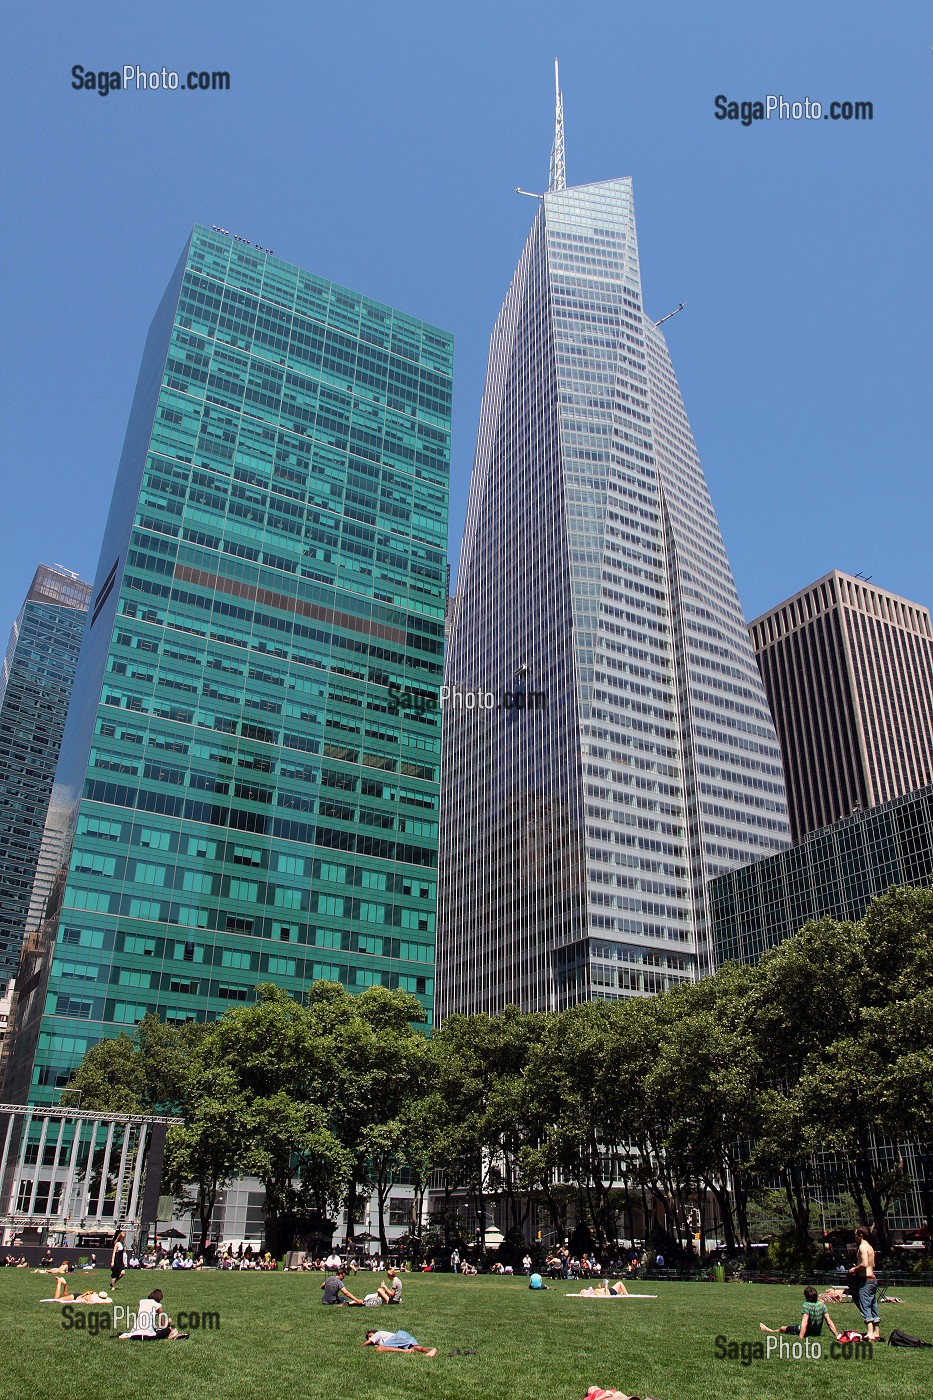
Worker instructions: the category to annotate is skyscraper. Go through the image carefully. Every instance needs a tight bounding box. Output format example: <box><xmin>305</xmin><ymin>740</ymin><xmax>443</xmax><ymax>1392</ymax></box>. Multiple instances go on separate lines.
<box><xmin>436</xmin><ymin>77</ymin><xmax>789</xmax><ymax>1016</ymax></box>
<box><xmin>5</xmin><ymin>226</ymin><xmax>451</xmax><ymax>1104</ymax></box>
<box><xmin>0</xmin><ymin>565</ymin><xmax>91</xmax><ymax>991</ymax></box>
<box><xmin>749</xmin><ymin>571</ymin><xmax>933</xmax><ymax>842</ymax></box>
<box><xmin>710</xmin><ymin>782</ymin><xmax>933</xmax><ymax>968</ymax></box>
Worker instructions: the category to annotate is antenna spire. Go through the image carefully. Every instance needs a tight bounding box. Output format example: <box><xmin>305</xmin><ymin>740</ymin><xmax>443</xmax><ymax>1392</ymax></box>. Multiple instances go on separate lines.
<box><xmin>549</xmin><ymin>58</ymin><xmax>566</xmax><ymax>192</ymax></box>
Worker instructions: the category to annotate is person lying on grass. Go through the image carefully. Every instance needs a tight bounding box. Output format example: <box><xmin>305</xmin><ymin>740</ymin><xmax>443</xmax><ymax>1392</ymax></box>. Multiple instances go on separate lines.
<box><xmin>363</xmin><ymin>1329</ymin><xmax>436</xmax><ymax>1355</ymax></box>
<box><xmin>49</xmin><ymin>1274</ymin><xmax>112</xmax><ymax>1304</ymax></box>
<box><xmin>579</xmin><ymin>1280</ymin><xmax>630</xmax><ymax>1297</ymax></box>
<box><xmin>759</xmin><ymin>1285</ymin><xmax>839</xmax><ymax>1340</ymax></box>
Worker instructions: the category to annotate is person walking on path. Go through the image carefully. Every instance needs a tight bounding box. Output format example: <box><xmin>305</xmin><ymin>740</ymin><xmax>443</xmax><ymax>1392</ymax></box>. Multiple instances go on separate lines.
<box><xmin>110</xmin><ymin>1230</ymin><xmax>127</xmax><ymax>1289</ymax></box>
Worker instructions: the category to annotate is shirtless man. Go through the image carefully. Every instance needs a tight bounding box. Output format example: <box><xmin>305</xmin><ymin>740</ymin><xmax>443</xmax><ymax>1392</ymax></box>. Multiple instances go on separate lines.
<box><xmin>848</xmin><ymin>1227</ymin><xmax>880</xmax><ymax>1341</ymax></box>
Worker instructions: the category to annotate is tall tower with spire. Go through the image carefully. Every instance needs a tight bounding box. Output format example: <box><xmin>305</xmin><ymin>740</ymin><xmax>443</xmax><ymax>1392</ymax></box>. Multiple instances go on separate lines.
<box><xmin>436</xmin><ymin>74</ymin><xmax>789</xmax><ymax>1016</ymax></box>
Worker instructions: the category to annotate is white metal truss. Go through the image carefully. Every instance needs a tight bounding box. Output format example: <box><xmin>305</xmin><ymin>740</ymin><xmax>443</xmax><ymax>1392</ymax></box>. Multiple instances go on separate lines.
<box><xmin>548</xmin><ymin>58</ymin><xmax>566</xmax><ymax>192</ymax></box>
<box><xmin>0</xmin><ymin>1103</ymin><xmax>172</xmax><ymax>1238</ymax></box>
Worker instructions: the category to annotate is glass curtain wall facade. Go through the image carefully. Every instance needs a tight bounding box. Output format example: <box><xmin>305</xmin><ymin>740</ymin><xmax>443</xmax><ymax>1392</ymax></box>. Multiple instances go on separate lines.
<box><xmin>5</xmin><ymin>226</ymin><xmax>451</xmax><ymax>1104</ymax></box>
<box><xmin>437</xmin><ymin>179</ymin><xmax>788</xmax><ymax>1017</ymax></box>
<box><xmin>0</xmin><ymin>566</ymin><xmax>91</xmax><ymax>990</ymax></box>
<box><xmin>710</xmin><ymin>782</ymin><xmax>933</xmax><ymax>967</ymax></box>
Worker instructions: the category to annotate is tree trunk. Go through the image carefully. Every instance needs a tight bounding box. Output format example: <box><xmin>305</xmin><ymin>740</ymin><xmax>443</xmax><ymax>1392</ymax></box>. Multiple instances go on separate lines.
<box><xmin>197</xmin><ymin>1180</ymin><xmax>217</xmax><ymax>1254</ymax></box>
<box><xmin>377</xmin><ymin>1179</ymin><xmax>389</xmax><ymax>1257</ymax></box>
<box><xmin>344</xmin><ymin>1176</ymin><xmax>357</xmax><ymax>1245</ymax></box>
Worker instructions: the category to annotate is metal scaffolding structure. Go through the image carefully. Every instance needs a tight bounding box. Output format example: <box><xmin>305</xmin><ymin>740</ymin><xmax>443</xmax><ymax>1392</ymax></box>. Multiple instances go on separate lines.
<box><xmin>0</xmin><ymin>1102</ymin><xmax>171</xmax><ymax>1244</ymax></box>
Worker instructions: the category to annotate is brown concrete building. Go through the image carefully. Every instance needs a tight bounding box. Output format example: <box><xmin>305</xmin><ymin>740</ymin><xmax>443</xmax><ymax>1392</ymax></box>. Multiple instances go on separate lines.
<box><xmin>749</xmin><ymin>571</ymin><xmax>933</xmax><ymax>842</ymax></box>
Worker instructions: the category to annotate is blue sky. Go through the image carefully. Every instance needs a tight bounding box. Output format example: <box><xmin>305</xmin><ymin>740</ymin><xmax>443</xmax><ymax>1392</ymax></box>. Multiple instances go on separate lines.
<box><xmin>1</xmin><ymin>0</ymin><xmax>930</xmax><ymax>632</ymax></box>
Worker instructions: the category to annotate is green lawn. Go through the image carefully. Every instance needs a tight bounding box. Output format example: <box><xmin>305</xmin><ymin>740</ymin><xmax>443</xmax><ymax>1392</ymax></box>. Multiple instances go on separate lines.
<box><xmin>2</xmin><ymin>1269</ymin><xmax>932</xmax><ymax>1400</ymax></box>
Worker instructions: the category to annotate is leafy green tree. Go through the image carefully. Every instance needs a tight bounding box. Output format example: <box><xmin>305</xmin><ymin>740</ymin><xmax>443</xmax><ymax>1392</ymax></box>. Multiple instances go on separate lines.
<box><xmin>65</xmin><ymin>1032</ymin><xmax>146</xmax><ymax>1112</ymax></box>
<box><xmin>162</xmin><ymin>1067</ymin><xmax>243</xmax><ymax>1253</ymax></box>
<box><xmin>304</xmin><ymin>981</ymin><xmax>429</xmax><ymax>1249</ymax></box>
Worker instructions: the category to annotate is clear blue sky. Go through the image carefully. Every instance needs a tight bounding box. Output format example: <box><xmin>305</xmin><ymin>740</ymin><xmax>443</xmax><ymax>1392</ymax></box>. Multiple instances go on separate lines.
<box><xmin>1</xmin><ymin>0</ymin><xmax>930</xmax><ymax>633</ymax></box>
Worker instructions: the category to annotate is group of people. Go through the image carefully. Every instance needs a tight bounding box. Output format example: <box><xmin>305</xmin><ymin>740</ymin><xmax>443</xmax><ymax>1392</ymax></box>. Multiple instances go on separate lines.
<box><xmin>319</xmin><ymin>1265</ymin><xmax>438</xmax><ymax>1357</ymax></box>
<box><xmin>759</xmin><ymin>1229</ymin><xmax>883</xmax><ymax>1343</ymax></box>
<box><xmin>544</xmin><ymin>1248</ymin><xmax>607</xmax><ymax>1280</ymax></box>
<box><xmin>218</xmin><ymin>1246</ymin><xmax>276</xmax><ymax>1271</ymax></box>
<box><xmin>321</xmin><ymin>1265</ymin><xmax>403</xmax><ymax>1307</ymax></box>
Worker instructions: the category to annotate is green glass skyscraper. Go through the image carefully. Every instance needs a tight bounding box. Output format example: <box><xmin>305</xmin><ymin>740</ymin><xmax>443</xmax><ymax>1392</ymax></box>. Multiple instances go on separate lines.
<box><xmin>5</xmin><ymin>226</ymin><xmax>450</xmax><ymax>1104</ymax></box>
<box><xmin>0</xmin><ymin>565</ymin><xmax>91</xmax><ymax>991</ymax></box>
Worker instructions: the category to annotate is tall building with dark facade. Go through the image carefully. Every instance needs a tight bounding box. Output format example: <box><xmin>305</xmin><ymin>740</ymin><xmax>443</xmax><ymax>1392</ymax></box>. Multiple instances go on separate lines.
<box><xmin>709</xmin><ymin>782</ymin><xmax>933</xmax><ymax>967</ymax></box>
<box><xmin>435</xmin><ymin>94</ymin><xmax>789</xmax><ymax>1018</ymax></box>
<box><xmin>5</xmin><ymin>226</ymin><xmax>451</xmax><ymax>1104</ymax></box>
<box><xmin>0</xmin><ymin>565</ymin><xmax>91</xmax><ymax>991</ymax></box>
<box><xmin>750</xmin><ymin>571</ymin><xmax>933</xmax><ymax>843</ymax></box>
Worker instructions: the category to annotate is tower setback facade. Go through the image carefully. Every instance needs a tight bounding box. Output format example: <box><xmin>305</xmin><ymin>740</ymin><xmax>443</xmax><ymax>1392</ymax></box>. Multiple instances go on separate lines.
<box><xmin>0</xmin><ymin>565</ymin><xmax>91</xmax><ymax>991</ymax></box>
<box><xmin>749</xmin><ymin>571</ymin><xmax>933</xmax><ymax>843</ymax></box>
<box><xmin>436</xmin><ymin>175</ymin><xmax>789</xmax><ymax>1018</ymax></box>
<box><xmin>6</xmin><ymin>226</ymin><xmax>450</xmax><ymax>1104</ymax></box>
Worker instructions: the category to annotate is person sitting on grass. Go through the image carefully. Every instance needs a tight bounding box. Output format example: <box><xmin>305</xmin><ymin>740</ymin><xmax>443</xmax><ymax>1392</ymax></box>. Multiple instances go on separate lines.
<box><xmin>375</xmin><ymin>1266</ymin><xmax>402</xmax><ymax>1304</ymax></box>
<box><xmin>321</xmin><ymin>1270</ymin><xmax>364</xmax><ymax>1305</ymax></box>
<box><xmin>363</xmin><ymin>1328</ymin><xmax>436</xmax><ymax>1356</ymax></box>
<box><xmin>118</xmin><ymin>1288</ymin><xmax>188</xmax><ymax>1340</ymax></box>
<box><xmin>759</xmin><ymin>1285</ymin><xmax>839</xmax><ymax>1340</ymax></box>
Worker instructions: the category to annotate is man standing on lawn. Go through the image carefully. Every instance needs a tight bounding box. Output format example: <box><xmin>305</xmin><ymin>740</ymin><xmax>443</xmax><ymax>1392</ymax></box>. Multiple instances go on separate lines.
<box><xmin>848</xmin><ymin>1227</ymin><xmax>880</xmax><ymax>1341</ymax></box>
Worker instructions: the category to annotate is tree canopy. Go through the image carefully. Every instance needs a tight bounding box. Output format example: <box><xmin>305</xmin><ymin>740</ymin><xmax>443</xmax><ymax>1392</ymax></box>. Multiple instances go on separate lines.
<box><xmin>66</xmin><ymin>886</ymin><xmax>933</xmax><ymax>1257</ymax></box>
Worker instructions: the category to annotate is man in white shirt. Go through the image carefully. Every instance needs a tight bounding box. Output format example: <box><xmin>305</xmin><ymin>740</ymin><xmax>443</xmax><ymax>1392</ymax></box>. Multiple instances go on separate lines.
<box><xmin>363</xmin><ymin>1328</ymin><xmax>436</xmax><ymax>1355</ymax></box>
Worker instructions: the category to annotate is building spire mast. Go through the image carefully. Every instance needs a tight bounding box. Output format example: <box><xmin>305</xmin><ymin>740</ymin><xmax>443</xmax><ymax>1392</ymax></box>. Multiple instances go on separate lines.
<box><xmin>549</xmin><ymin>58</ymin><xmax>566</xmax><ymax>192</ymax></box>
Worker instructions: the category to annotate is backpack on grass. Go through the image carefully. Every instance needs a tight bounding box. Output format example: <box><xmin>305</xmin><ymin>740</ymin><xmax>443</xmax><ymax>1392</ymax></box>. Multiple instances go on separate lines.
<box><xmin>888</xmin><ymin>1329</ymin><xmax>932</xmax><ymax>1348</ymax></box>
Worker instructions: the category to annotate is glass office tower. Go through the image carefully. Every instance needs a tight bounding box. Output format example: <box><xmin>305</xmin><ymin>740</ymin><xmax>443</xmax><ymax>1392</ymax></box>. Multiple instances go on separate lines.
<box><xmin>436</xmin><ymin>177</ymin><xmax>788</xmax><ymax>1017</ymax></box>
<box><xmin>5</xmin><ymin>226</ymin><xmax>450</xmax><ymax>1104</ymax></box>
<box><xmin>0</xmin><ymin>565</ymin><xmax>91</xmax><ymax>991</ymax></box>
<box><xmin>710</xmin><ymin>782</ymin><xmax>933</xmax><ymax>967</ymax></box>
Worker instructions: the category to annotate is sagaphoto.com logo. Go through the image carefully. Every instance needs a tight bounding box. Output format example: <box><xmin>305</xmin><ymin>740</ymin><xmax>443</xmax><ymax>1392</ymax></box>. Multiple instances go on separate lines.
<box><xmin>715</xmin><ymin>1334</ymin><xmax>873</xmax><ymax>1365</ymax></box>
<box><xmin>61</xmin><ymin>1305</ymin><xmax>220</xmax><ymax>1333</ymax></box>
<box><xmin>71</xmin><ymin>65</ymin><xmax>230</xmax><ymax>95</ymax></box>
<box><xmin>387</xmin><ymin>682</ymin><xmax>548</xmax><ymax>718</ymax></box>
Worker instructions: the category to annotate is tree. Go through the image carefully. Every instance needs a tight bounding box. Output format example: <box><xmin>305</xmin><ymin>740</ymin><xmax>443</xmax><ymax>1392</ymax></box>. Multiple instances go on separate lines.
<box><xmin>65</xmin><ymin>1014</ymin><xmax>207</xmax><ymax>1114</ymax></box>
<box><xmin>193</xmin><ymin>983</ymin><xmax>349</xmax><ymax>1252</ymax></box>
<box><xmin>304</xmin><ymin>982</ymin><xmax>429</xmax><ymax>1251</ymax></box>
<box><xmin>162</xmin><ymin>1067</ymin><xmax>242</xmax><ymax>1253</ymax></box>
<box><xmin>65</xmin><ymin>1032</ymin><xmax>146</xmax><ymax>1112</ymax></box>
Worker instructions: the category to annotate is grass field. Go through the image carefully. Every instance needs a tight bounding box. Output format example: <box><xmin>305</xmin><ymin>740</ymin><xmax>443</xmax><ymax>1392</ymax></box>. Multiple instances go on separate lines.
<box><xmin>2</xmin><ymin>1269</ymin><xmax>932</xmax><ymax>1400</ymax></box>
